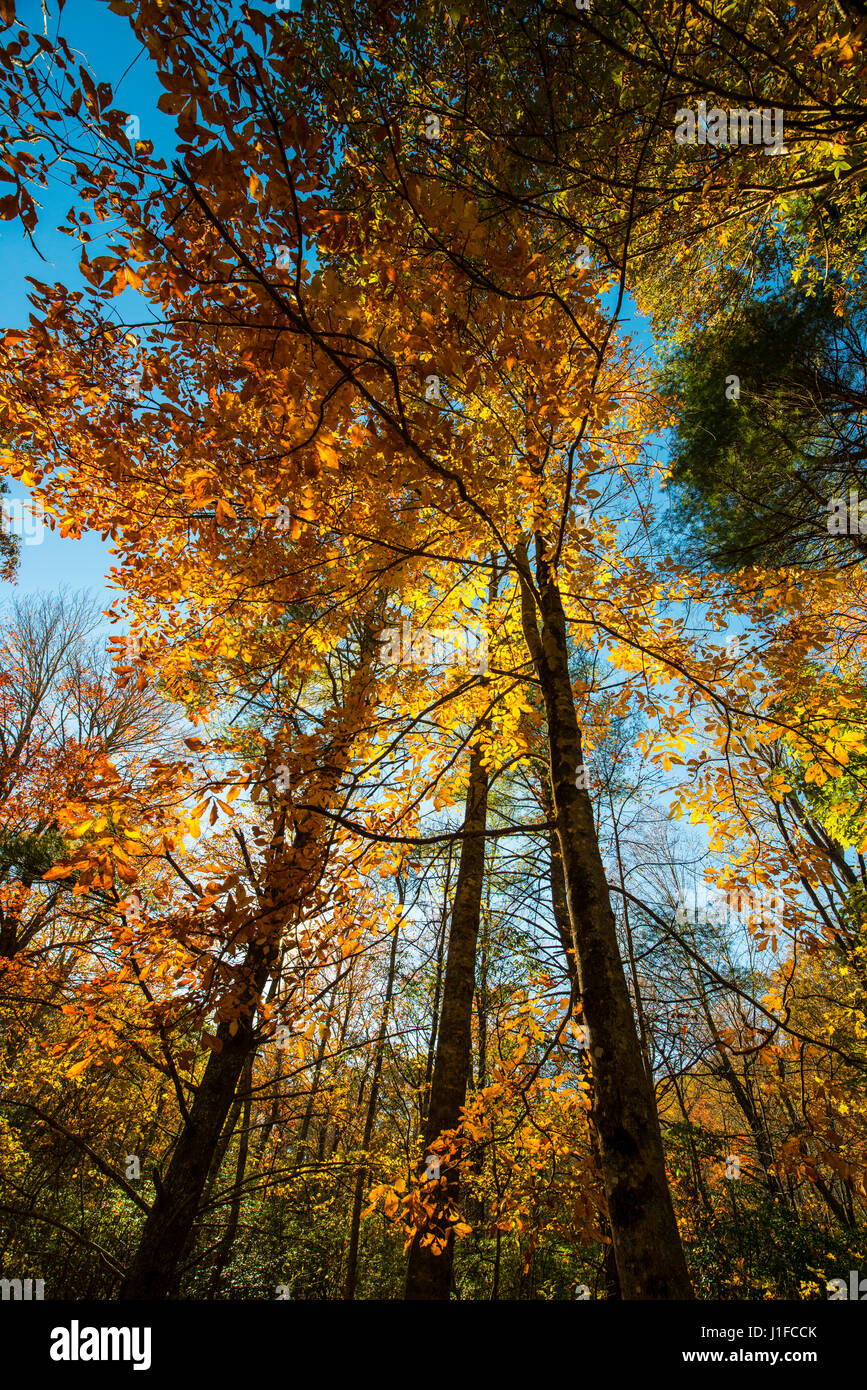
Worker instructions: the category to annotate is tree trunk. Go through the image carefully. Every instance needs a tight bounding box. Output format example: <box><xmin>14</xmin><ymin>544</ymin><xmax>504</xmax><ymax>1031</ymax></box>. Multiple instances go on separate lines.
<box><xmin>118</xmin><ymin>936</ymin><xmax>275</xmax><ymax>1299</ymax></box>
<box><xmin>404</xmin><ymin>745</ymin><xmax>489</xmax><ymax>1300</ymax></box>
<box><xmin>343</xmin><ymin>887</ymin><xmax>402</xmax><ymax>1298</ymax></box>
<box><xmin>421</xmin><ymin>848</ymin><xmax>452</xmax><ymax>1122</ymax></box>
<box><xmin>517</xmin><ymin>537</ymin><xmax>692</xmax><ymax>1299</ymax></box>
<box><xmin>118</xmin><ymin>646</ymin><xmax>376</xmax><ymax>1298</ymax></box>
<box><xmin>541</xmin><ymin>767</ymin><xmax>621</xmax><ymax>1298</ymax></box>
<box><xmin>208</xmin><ymin>1057</ymin><xmax>253</xmax><ymax>1298</ymax></box>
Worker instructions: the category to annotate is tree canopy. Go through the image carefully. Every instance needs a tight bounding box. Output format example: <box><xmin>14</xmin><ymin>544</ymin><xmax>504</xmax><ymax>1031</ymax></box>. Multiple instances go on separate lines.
<box><xmin>1</xmin><ymin>0</ymin><xmax>867</xmax><ymax>1317</ymax></box>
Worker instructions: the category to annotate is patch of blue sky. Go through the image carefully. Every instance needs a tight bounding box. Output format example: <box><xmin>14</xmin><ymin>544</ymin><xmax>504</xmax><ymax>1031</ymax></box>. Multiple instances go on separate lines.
<box><xmin>1</xmin><ymin>0</ymin><xmax>182</xmax><ymax>611</ymax></box>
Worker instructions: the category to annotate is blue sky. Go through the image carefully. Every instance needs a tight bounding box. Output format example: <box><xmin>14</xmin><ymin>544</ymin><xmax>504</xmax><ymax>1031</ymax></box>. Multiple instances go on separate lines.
<box><xmin>1</xmin><ymin>0</ymin><xmax>177</xmax><ymax>604</ymax></box>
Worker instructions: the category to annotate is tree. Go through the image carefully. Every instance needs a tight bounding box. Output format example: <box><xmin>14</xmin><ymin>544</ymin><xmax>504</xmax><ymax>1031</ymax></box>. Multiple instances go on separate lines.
<box><xmin>404</xmin><ymin>744</ymin><xmax>490</xmax><ymax>1298</ymax></box>
<box><xmin>1</xmin><ymin>0</ymin><xmax>865</xmax><ymax>1305</ymax></box>
<box><xmin>660</xmin><ymin>286</ymin><xmax>867</xmax><ymax>570</ymax></box>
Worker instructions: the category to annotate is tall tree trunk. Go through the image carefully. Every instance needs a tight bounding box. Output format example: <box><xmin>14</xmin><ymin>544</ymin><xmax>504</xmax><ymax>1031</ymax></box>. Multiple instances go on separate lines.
<box><xmin>208</xmin><ymin>1057</ymin><xmax>253</xmax><ymax>1298</ymax></box>
<box><xmin>200</xmin><ymin>1071</ymin><xmax>246</xmax><ymax>1216</ymax></box>
<box><xmin>542</xmin><ymin>768</ymin><xmax>620</xmax><ymax>1298</ymax></box>
<box><xmin>405</xmin><ymin>746</ymin><xmax>489</xmax><ymax>1300</ymax></box>
<box><xmin>517</xmin><ymin>537</ymin><xmax>692</xmax><ymax>1299</ymax></box>
<box><xmin>118</xmin><ymin>648</ymin><xmax>376</xmax><ymax>1298</ymax></box>
<box><xmin>421</xmin><ymin>847</ymin><xmax>452</xmax><ymax>1122</ymax></box>
<box><xmin>118</xmin><ymin>935</ymin><xmax>276</xmax><ymax>1299</ymax></box>
<box><xmin>343</xmin><ymin>885</ymin><xmax>402</xmax><ymax>1299</ymax></box>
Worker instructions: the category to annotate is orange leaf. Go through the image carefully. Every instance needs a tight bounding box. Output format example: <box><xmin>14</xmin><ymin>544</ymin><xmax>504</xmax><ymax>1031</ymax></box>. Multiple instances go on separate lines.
<box><xmin>42</xmin><ymin>865</ymin><xmax>74</xmax><ymax>881</ymax></box>
<box><xmin>316</xmin><ymin>443</ymin><xmax>339</xmax><ymax>470</ymax></box>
